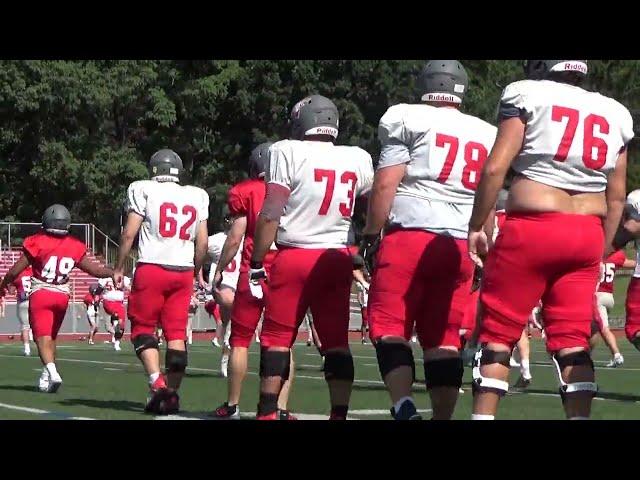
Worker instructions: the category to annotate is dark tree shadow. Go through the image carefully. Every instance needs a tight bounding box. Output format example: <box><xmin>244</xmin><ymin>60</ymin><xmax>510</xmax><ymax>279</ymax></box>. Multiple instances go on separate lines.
<box><xmin>0</xmin><ymin>384</ymin><xmax>39</xmax><ymax>393</ymax></box>
<box><xmin>58</xmin><ymin>398</ymin><xmax>145</xmax><ymax>413</ymax></box>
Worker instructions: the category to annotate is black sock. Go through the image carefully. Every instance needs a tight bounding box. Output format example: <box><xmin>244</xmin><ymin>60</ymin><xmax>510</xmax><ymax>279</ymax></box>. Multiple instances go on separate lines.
<box><xmin>257</xmin><ymin>393</ymin><xmax>279</xmax><ymax>416</ymax></box>
<box><xmin>331</xmin><ymin>405</ymin><xmax>349</xmax><ymax>419</ymax></box>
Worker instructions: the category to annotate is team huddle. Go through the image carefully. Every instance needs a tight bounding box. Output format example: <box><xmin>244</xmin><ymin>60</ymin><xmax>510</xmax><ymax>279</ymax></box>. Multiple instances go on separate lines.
<box><xmin>2</xmin><ymin>59</ymin><xmax>640</xmax><ymax>420</ymax></box>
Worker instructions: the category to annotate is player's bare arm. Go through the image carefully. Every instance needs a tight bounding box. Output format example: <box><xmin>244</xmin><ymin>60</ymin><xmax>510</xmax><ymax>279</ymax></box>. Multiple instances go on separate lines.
<box><xmin>114</xmin><ymin>211</ymin><xmax>144</xmax><ymax>287</ymax></box>
<box><xmin>603</xmin><ymin>149</ymin><xmax>628</xmax><ymax>257</ymax></box>
<box><xmin>251</xmin><ymin>213</ymin><xmax>279</xmax><ymax>266</ymax></box>
<box><xmin>194</xmin><ymin>220</ymin><xmax>209</xmax><ymax>288</ymax></box>
<box><xmin>213</xmin><ymin>215</ymin><xmax>247</xmax><ymax>285</ymax></box>
<box><xmin>468</xmin><ymin>117</ymin><xmax>525</xmax><ymax>266</ymax></box>
<box><xmin>0</xmin><ymin>255</ymin><xmax>29</xmax><ymax>295</ymax></box>
<box><xmin>77</xmin><ymin>256</ymin><xmax>113</xmax><ymax>279</ymax></box>
<box><xmin>352</xmin><ymin>268</ymin><xmax>369</xmax><ymax>289</ymax></box>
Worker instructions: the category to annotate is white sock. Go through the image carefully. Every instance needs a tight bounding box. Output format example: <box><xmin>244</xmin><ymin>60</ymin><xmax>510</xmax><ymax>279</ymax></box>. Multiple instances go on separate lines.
<box><xmin>114</xmin><ymin>340</ymin><xmax>120</xmax><ymax>348</ymax></box>
<box><xmin>520</xmin><ymin>359</ymin><xmax>531</xmax><ymax>378</ymax></box>
<box><xmin>393</xmin><ymin>396</ymin><xmax>414</xmax><ymax>413</ymax></box>
<box><xmin>472</xmin><ymin>414</ymin><xmax>495</xmax><ymax>420</ymax></box>
<box><xmin>614</xmin><ymin>353</ymin><xmax>623</xmax><ymax>360</ymax></box>
<box><xmin>149</xmin><ymin>372</ymin><xmax>161</xmax><ymax>384</ymax></box>
<box><xmin>24</xmin><ymin>343</ymin><xmax>30</xmax><ymax>353</ymax></box>
<box><xmin>569</xmin><ymin>416</ymin><xmax>589</xmax><ymax>420</ymax></box>
<box><xmin>45</xmin><ymin>362</ymin><xmax>58</xmax><ymax>378</ymax></box>
<box><xmin>111</xmin><ymin>334</ymin><xmax>115</xmax><ymax>343</ymax></box>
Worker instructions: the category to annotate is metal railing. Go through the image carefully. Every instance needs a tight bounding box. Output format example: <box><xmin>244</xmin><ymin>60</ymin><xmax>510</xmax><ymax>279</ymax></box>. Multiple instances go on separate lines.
<box><xmin>0</xmin><ymin>222</ymin><xmax>136</xmax><ymax>274</ymax></box>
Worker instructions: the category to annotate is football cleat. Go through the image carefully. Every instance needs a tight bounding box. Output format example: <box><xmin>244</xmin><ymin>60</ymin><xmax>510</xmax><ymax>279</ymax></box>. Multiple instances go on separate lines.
<box><xmin>212</xmin><ymin>402</ymin><xmax>240</xmax><ymax>419</ymax></box>
<box><xmin>113</xmin><ymin>321</ymin><xmax>124</xmax><ymax>341</ymax></box>
<box><xmin>256</xmin><ymin>412</ymin><xmax>278</xmax><ymax>420</ymax></box>
<box><xmin>391</xmin><ymin>401</ymin><xmax>422</xmax><ymax>421</ymax></box>
<box><xmin>605</xmin><ymin>354</ymin><xmax>624</xmax><ymax>368</ymax></box>
<box><xmin>212</xmin><ymin>337</ymin><xmax>221</xmax><ymax>348</ymax></box>
<box><xmin>38</xmin><ymin>369</ymin><xmax>50</xmax><ymax>392</ymax></box>
<box><xmin>513</xmin><ymin>375</ymin><xmax>531</xmax><ymax>389</ymax></box>
<box><xmin>47</xmin><ymin>371</ymin><xmax>63</xmax><ymax>393</ymax></box>
<box><xmin>278</xmin><ymin>409</ymin><xmax>298</xmax><ymax>420</ymax></box>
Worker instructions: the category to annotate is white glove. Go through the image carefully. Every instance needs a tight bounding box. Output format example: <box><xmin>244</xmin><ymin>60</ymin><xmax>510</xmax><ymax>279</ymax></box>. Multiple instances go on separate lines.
<box><xmin>248</xmin><ymin>265</ymin><xmax>267</xmax><ymax>300</ymax></box>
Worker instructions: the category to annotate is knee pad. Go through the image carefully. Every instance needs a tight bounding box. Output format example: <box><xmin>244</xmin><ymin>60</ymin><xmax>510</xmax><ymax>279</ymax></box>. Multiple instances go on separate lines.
<box><xmin>630</xmin><ymin>336</ymin><xmax>640</xmax><ymax>352</ymax></box>
<box><xmin>166</xmin><ymin>348</ymin><xmax>188</xmax><ymax>373</ymax></box>
<box><xmin>259</xmin><ymin>349</ymin><xmax>291</xmax><ymax>380</ymax></box>
<box><xmin>551</xmin><ymin>351</ymin><xmax>597</xmax><ymax>402</ymax></box>
<box><xmin>132</xmin><ymin>334</ymin><xmax>159</xmax><ymax>359</ymax></box>
<box><xmin>423</xmin><ymin>357</ymin><xmax>464</xmax><ymax>389</ymax></box>
<box><xmin>471</xmin><ymin>347</ymin><xmax>511</xmax><ymax>397</ymax></box>
<box><xmin>324</xmin><ymin>351</ymin><xmax>354</xmax><ymax>382</ymax></box>
<box><xmin>375</xmin><ymin>342</ymin><xmax>415</xmax><ymax>381</ymax></box>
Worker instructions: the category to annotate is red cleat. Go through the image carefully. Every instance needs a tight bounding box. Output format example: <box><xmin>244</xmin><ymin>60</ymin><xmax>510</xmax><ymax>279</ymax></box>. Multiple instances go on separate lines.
<box><xmin>256</xmin><ymin>412</ymin><xmax>279</xmax><ymax>420</ymax></box>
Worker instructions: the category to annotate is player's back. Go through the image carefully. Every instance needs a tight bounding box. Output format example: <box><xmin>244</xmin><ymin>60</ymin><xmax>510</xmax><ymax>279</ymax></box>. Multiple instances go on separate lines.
<box><xmin>268</xmin><ymin>139</ymin><xmax>374</xmax><ymax>248</ymax></box>
<box><xmin>127</xmin><ymin>180</ymin><xmax>209</xmax><ymax>268</ymax></box>
<box><xmin>505</xmin><ymin>79</ymin><xmax>633</xmax><ymax>192</ymax></box>
<box><xmin>381</xmin><ymin>103</ymin><xmax>497</xmax><ymax>204</ymax></box>
<box><xmin>23</xmin><ymin>231</ymin><xmax>87</xmax><ymax>291</ymax></box>
<box><xmin>378</xmin><ymin>103</ymin><xmax>496</xmax><ymax>238</ymax></box>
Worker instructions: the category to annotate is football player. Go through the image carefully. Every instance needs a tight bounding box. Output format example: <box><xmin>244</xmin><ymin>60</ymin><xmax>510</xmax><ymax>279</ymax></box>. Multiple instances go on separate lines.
<box><xmin>592</xmin><ymin>249</ymin><xmax>634</xmax><ymax>367</ymax></box>
<box><xmin>361</xmin><ymin>61</ymin><xmax>497</xmax><ymax>420</ymax></box>
<box><xmin>0</xmin><ymin>205</ymin><xmax>113</xmax><ymax>392</ymax></box>
<box><xmin>203</xmin><ymin>212</ymin><xmax>242</xmax><ymax>375</ymax></box>
<box><xmin>98</xmin><ymin>275</ymin><xmax>131</xmax><ymax>351</ymax></box>
<box><xmin>8</xmin><ymin>265</ymin><xmax>33</xmax><ymax>355</ymax></box>
<box><xmin>211</xmin><ymin>142</ymin><xmax>297</xmax><ymax>420</ymax></box>
<box><xmin>613</xmin><ymin>189</ymin><xmax>640</xmax><ymax>353</ymax></box>
<box><xmin>83</xmin><ymin>283</ymin><xmax>102</xmax><ymax>345</ymax></box>
<box><xmin>114</xmin><ymin>149</ymin><xmax>209</xmax><ymax>415</ymax></box>
<box><xmin>251</xmin><ymin>95</ymin><xmax>374</xmax><ymax>420</ymax></box>
<box><xmin>468</xmin><ymin>60</ymin><xmax>632</xmax><ymax>420</ymax></box>
<box><xmin>353</xmin><ymin>268</ymin><xmax>370</xmax><ymax>345</ymax></box>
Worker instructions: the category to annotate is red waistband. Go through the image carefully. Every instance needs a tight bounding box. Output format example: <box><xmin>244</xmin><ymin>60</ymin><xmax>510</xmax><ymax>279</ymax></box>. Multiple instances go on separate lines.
<box><xmin>505</xmin><ymin>211</ymin><xmax>603</xmax><ymax>225</ymax></box>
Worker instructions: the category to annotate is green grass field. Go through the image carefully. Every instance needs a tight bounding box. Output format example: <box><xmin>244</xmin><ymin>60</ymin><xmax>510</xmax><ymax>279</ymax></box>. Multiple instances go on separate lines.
<box><xmin>1</xmin><ymin>337</ymin><xmax>640</xmax><ymax>420</ymax></box>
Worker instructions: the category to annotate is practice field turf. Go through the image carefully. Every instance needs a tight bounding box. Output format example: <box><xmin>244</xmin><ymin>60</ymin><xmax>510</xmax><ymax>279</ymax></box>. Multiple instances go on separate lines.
<box><xmin>1</xmin><ymin>338</ymin><xmax>640</xmax><ymax>420</ymax></box>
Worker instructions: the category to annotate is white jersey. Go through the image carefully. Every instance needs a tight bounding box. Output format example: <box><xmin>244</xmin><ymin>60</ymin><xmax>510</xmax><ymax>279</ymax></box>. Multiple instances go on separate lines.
<box><xmin>625</xmin><ymin>189</ymin><xmax>640</xmax><ymax>278</ymax></box>
<box><xmin>126</xmin><ymin>180</ymin><xmax>209</xmax><ymax>268</ymax></box>
<box><xmin>502</xmin><ymin>79</ymin><xmax>633</xmax><ymax>192</ymax></box>
<box><xmin>207</xmin><ymin>232</ymin><xmax>242</xmax><ymax>289</ymax></box>
<box><xmin>378</xmin><ymin>104</ymin><xmax>497</xmax><ymax>239</ymax></box>
<box><xmin>99</xmin><ymin>276</ymin><xmax>131</xmax><ymax>302</ymax></box>
<box><xmin>268</xmin><ymin>140</ymin><xmax>374</xmax><ymax>248</ymax></box>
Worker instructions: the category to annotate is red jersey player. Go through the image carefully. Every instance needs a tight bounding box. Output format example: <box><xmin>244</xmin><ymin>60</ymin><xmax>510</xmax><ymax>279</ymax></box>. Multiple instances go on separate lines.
<box><xmin>252</xmin><ymin>95</ymin><xmax>374</xmax><ymax>420</ymax></box>
<box><xmin>212</xmin><ymin>142</ymin><xmax>298</xmax><ymax>420</ymax></box>
<box><xmin>468</xmin><ymin>60</ymin><xmax>632</xmax><ymax>420</ymax></box>
<box><xmin>114</xmin><ymin>149</ymin><xmax>209</xmax><ymax>415</ymax></box>
<box><xmin>9</xmin><ymin>266</ymin><xmax>33</xmax><ymax>356</ymax></box>
<box><xmin>83</xmin><ymin>284</ymin><xmax>102</xmax><ymax>345</ymax></box>
<box><xmin>0</xmin><ymin>205</ymin><xmax>113</xmax><ymax>392</ymax></box>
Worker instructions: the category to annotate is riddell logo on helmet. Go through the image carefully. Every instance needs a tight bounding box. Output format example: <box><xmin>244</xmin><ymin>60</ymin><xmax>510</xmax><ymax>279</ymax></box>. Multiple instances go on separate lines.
<box><xmin>422</xmin><ymin>93</ymin><xmax>462</xmax><ymax>104</ymax></box>
<box><xmin>563</xmin><ymin>62</ymin><xmax>587</xmax><ymax>74</ymax></box>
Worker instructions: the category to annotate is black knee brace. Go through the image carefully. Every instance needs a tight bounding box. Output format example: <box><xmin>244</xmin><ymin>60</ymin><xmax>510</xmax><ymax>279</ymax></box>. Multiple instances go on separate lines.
<box><xmin>471</xmin><ymin>347</ymin><xmax>511</xmax><ymax>397</ymax></box>
<box><xmin>132</xmin><ymin>334</ymin><xmax>159</xmax><ymax>359</ymax></box>
<box><xmin>166</xmin><ymin>349</ymin><xmax>188</xmax><ymax>373</ymax></box>
<box><xmin>552</xmin><ymin>350</ymin><xmax>597</xmax><ymax>402</ymax></box>
<box><xmin>423</xmin><ymin>357</ymin><xmax>464</xmax><ymax>389</ymax></box>
<box><xmin>259</xmin><ymin>349</ymin><xmax>290</xmax><ymax>380</ymax></box>
<box><xmin>324</xmin><ymin>351</ymin><xmax>355</xmax><ymax>382</ymax></box>
<box><xmin>375</xmin><ymin>342</ymin><xmax>415</xmax><ymax>381</ymax></box>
